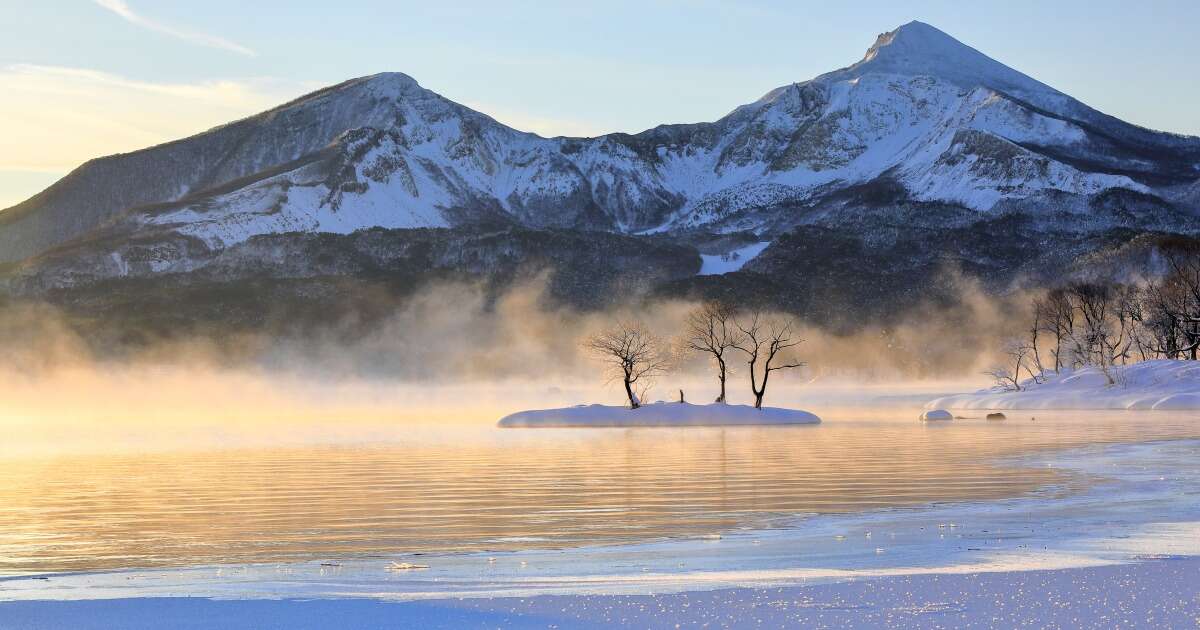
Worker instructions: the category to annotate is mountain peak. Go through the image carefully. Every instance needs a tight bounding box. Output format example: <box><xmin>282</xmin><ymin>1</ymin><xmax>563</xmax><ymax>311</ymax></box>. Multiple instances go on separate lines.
<box><xmin>847</xmin><ymin>21</ymin><xmax>1060</xmax><ymax>100</ymax></box>
<box><xmin>863</xmin><ymin>21</ymin><xmax>966</xmax><ymax>64</ymax></box>
<box><xmin>361</xmin><ymin>71</ymin><xmax>420</xmax><ymax>87</ymax></box>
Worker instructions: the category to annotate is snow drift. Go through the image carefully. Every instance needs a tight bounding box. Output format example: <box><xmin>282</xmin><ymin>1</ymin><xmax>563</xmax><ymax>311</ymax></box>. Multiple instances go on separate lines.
<box><xmin>927</xmin><ymin>360</ymin><xmax>1200</xmax><ymax>410</ymax></box>
<box><xmin>497</xmin><ymin>402</ymin><xmax>821</xmax><ymax>428</ymax></box>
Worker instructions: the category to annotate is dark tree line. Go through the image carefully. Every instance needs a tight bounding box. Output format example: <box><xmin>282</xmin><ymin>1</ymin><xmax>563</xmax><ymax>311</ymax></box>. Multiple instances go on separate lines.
<box><xmin>990</xmin><ymin>248</ymin><xmax>1200</xmax><ymax>390</ymax></box>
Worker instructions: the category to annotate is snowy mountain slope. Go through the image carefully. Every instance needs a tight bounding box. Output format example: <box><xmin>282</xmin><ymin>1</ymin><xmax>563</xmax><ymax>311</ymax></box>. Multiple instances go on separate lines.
<box><xmin>1</xmin><ymin>21</ymin><xmax>1198</xmax><ymax>278</ymax></box>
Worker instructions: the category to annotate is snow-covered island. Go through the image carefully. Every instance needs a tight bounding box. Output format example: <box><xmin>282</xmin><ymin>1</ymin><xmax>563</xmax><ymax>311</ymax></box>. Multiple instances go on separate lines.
<box><xmin>927</xmin><ymin>360</ymin><xmax>1200</xmax><ymax>411</ymax></box>
<box><xmin>498</xmin><ymin>402</ymin><xmax>821</xmax><ymax>428</ymax></box>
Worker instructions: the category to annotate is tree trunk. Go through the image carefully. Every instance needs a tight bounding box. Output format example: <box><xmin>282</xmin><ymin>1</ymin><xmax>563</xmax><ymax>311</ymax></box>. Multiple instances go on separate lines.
<box><xmin>716</xmin><ymin>358</ymin><xmax>726</xmax><ymax>403</ymax></box>
<box><xmin>746</xmin><ymin>358</ymin><xmax>759</xmax><ymax>407</ymax></box>
<box><xmin>623</xmin><ymin>374</ymin><xmax>639</xmax><ymax>409</ymax></box>
<box><xmin>755</xmin><ymin>371</ymin><xmax>771</xmax><ymax>409</ymax></box>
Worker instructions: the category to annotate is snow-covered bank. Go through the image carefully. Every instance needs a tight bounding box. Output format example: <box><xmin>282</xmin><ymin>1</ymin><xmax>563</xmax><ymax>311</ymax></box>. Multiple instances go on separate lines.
<box><xmin>6</xmin><ymin>558</ymin><xmax>1198</xmax><ymax>629</ymax></box>
<box><xmin>497</xmin><ymin>402</ymin><xmax>821</xmax><ymax>427</ymax></box>
<box><xmin>928</xmin><ymin>360</ymin><xmax>1200</xmax><ymax>410</ymax></box>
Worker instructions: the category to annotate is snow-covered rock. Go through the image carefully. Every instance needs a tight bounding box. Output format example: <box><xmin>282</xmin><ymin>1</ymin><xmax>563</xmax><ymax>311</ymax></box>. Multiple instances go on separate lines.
<box><xmin>920</xmin><ymin>409</ymin><xmax>954</xmax><ymax>421</ymax></box>
<box><xmin>497</xmin><ymin>402</ymin><xmax>821</xmax><ymax>428</ymax></box>
<box><xmin>927</xmin><ymin>360</ymin><xmax>1200</xmax><ymax>410</ymax></box>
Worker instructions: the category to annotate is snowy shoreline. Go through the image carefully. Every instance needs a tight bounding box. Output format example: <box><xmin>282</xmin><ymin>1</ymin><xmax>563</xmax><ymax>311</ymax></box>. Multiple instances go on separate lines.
<box><xmin>6</xmin><ymin>558</ymin><xmax>1199</xmax><ymax>629</ymax></box>
<box><xmin>927</xmin><ymin>360</ymin><xmax>1200</xmax><ymax>411</ymax></box>
<box><xmin>497</xmin><ymin>402</ymin><xmax>821</xmax><ymax>427</ymax></box>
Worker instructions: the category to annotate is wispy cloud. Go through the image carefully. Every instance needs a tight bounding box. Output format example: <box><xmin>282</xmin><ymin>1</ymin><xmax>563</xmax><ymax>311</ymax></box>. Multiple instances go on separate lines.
<box><xmin>0</xmin><ymin>64</ymin><xmax>311</xmax><ymax>174</ymax></box>
<box><xmin>93</xmin><ymin>0</ymin><xmax>258</xmax><ymax>57</ymax></box>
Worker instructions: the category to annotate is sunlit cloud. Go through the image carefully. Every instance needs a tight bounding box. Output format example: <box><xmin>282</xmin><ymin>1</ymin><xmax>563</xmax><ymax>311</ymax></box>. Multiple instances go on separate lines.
<box><xmin>93</xmin><ymin>0</ymin><xmax>258</xmax><ymax>57</ymax></box>
<box><xmin>0</xmin><ymin>64</ymin><xmax>313</xmax><ymax>175</ymax></box>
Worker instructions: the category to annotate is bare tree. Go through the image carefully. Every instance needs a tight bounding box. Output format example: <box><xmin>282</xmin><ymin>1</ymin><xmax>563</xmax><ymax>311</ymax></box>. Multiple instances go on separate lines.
<box><xmin>1066</xmin><ymin>284</ymin><xmax>1134</xmax><ymax>384</ymax></box>
<box><xmin>1026</xmin><ymin>303</ymin><xmax>1046</xmax><ymax>383</ymax></box>
<box><xmin>682</xmin><ymin>301</ymin><xmax>743</xmax><ymax>403</ymax></box>
<box><xmin>585</xmin><ymin>320</ymin><xmax>670</xmax><ymax>409</ymax></box>
<box><xmin>1141</xmin><ymin>279</ymin><xmax>1186</xmax><ymax>359</ymax></box>
<box><xmin>1035</xmin><ymin>289</ymin><xmax>1074</xmax><ymax>372</ymax></box>
<box><xmin>1018</xmin><ymin>246</ymin><xmax>1199</xmax><ymax>378</ymax></box>
<box><xmin>1159</xmin><ymin>249</ymin><xmax>1200</xmax><ymax>359</ymax></box>
<box><xmin>985</xmin><ymin>337</ymin><xmax>1035</xmax><ymax>391</ymax></box>
<box><xmin>1119</xmin><ymin>285</ymin><xmax>1155</xmax><ymax>362</ymax></box>
<box><xmin>732</xmin><ymin>311</ymin><xmax>805</xmax><ymax>409</ymax></box>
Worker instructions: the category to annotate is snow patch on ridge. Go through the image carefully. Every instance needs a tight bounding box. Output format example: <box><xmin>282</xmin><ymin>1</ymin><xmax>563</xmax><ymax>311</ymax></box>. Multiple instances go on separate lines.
<box><xmin>698</xmin><ymin>242</ymin><xmax>771</xmax><ymax>275</ymax></box>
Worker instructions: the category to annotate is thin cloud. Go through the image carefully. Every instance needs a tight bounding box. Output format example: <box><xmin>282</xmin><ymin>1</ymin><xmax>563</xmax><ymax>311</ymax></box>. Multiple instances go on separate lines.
<box><xmin>0</xmin><ymin>64</ymin><xmax>311</xmax><ymax>173</ymax></box>
<box><xmin>93</xmin><ymin>0</ymin><xmax>258</xmax><ymax>57</ymax></box>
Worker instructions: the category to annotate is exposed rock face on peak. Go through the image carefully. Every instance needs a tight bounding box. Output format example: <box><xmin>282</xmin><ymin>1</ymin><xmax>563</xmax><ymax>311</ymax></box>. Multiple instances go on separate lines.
<box><xmin>1</xmin><ymin>23</ymin><xmax>1198</xmax><ymax>321</ymax></box>
<box><xmin>855</xmin><ymin>22</ymin><xmax>1056</xmax><ymax>98</ymax></box>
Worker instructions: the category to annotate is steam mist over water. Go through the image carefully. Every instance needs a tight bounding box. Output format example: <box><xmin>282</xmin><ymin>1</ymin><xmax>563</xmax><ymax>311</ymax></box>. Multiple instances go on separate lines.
<box><xmin>0</xmin><ymin>276</ymin><xmax>1030</xmax><ymax>454</ymax></box>
<box><xmin>4</xmin><ymin>278</ymin><xmax>1200</xmax><ymax>577</ymax></box>
<box><xmin>3</xmin><ymin>274</ymin><xmax>1029</xmax><ymax>375</ymax></box>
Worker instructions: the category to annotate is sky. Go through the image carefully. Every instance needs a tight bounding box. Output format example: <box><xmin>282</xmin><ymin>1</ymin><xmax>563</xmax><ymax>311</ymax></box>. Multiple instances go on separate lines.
<box><xmin>0</xmin><ymin>0</ymin><xmax>1197</xmax><ymax>208</ymax></box>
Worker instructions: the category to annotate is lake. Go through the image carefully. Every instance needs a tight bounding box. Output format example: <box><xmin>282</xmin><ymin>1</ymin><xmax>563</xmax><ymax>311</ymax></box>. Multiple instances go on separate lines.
<box><xmin>2</xmin><ymin>408</ymin><xmax>1198</xmax><ymax>575</ymax></box>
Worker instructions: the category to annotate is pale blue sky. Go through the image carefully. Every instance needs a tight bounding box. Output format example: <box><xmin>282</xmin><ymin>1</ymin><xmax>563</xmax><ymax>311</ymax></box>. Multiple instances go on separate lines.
<box><xmin>1</xmin><ymin>1</ymin><xmax>1197</xmax><ymax>207</ymax></box>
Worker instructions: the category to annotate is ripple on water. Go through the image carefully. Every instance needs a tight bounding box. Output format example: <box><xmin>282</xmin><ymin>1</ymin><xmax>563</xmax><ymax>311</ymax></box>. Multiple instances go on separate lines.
<box><xmin>0</xmin><ymin>410</ymin><xmax>1197</xmax><ymax>573</ymax></box>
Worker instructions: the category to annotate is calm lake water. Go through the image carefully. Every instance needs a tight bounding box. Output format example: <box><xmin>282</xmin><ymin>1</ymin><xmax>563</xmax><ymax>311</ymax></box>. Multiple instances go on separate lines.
<box><xmin>1</xmin><ymin>409</ymin><xmax>1198</xmax><ymax>574</ymax></box>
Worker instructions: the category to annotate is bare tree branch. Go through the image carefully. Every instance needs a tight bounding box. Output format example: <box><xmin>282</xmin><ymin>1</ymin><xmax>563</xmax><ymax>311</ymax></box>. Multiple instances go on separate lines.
<box><xmin>732</xmin><ymin>310</ymin><xmax>806</xmax><ymax>409</ymax></box>
<box><xmin>585</xmin><ymin>320</ymin><xmax>671</xmax><ymax>409</ymax></box>
<box><xmin>681</xmin><ymin>300</ymin><xmax>742</xmax><ymax>403</ymax></box>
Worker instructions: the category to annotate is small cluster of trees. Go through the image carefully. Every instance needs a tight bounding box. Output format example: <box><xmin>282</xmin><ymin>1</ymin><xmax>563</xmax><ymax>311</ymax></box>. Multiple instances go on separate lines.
<box><xmin>585</xmin><ymin>301</ymin><xmax>805</xmax><ymax>410</ymax></box>
<box><xmin>989</xmin><ymin>248</ymin><xmax>1200</xmax><ymax>390</ymax></box>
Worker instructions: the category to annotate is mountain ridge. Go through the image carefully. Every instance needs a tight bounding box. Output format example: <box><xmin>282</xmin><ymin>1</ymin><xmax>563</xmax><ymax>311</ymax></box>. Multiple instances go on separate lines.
<box><xmin>2</xmin><ymin>21</ymin><xmax>1198</xmax><ymax>315</ymax></box>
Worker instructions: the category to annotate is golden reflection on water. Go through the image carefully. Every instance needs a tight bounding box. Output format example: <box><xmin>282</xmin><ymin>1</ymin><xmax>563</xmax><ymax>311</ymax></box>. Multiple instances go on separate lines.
<box><xmin>0</xmin><ymin>410</ymin><xmax>1198</xmax><ymax>574</ymax></box>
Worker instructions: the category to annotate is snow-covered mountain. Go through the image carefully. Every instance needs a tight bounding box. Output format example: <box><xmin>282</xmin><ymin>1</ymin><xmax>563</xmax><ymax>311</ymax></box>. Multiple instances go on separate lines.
<box><xmin>2</xmin><ymin>22</ymin><xmax>1198</xmax><ymax>296</ymax></box>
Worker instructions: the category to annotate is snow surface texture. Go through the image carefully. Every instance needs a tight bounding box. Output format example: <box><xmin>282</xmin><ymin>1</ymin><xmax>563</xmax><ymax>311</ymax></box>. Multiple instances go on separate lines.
<box><xmin>4</xmin><ymin>560</ymin><xmax>1198</xmax><ymax>630</ymax></box>
<box><xmin>497</xmin><ymin>402</ymin><xmax>821</xmax><ymax>427</ymax></box>
<box><xmin>928</xmin><ymin>360</ymin><xmax>1200</xmax><ymax>410</ymax></box>
<box><xmin>697</xmin><ymin>242</ymin><xmax>770</xmax><ymax>275</ymax></box>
